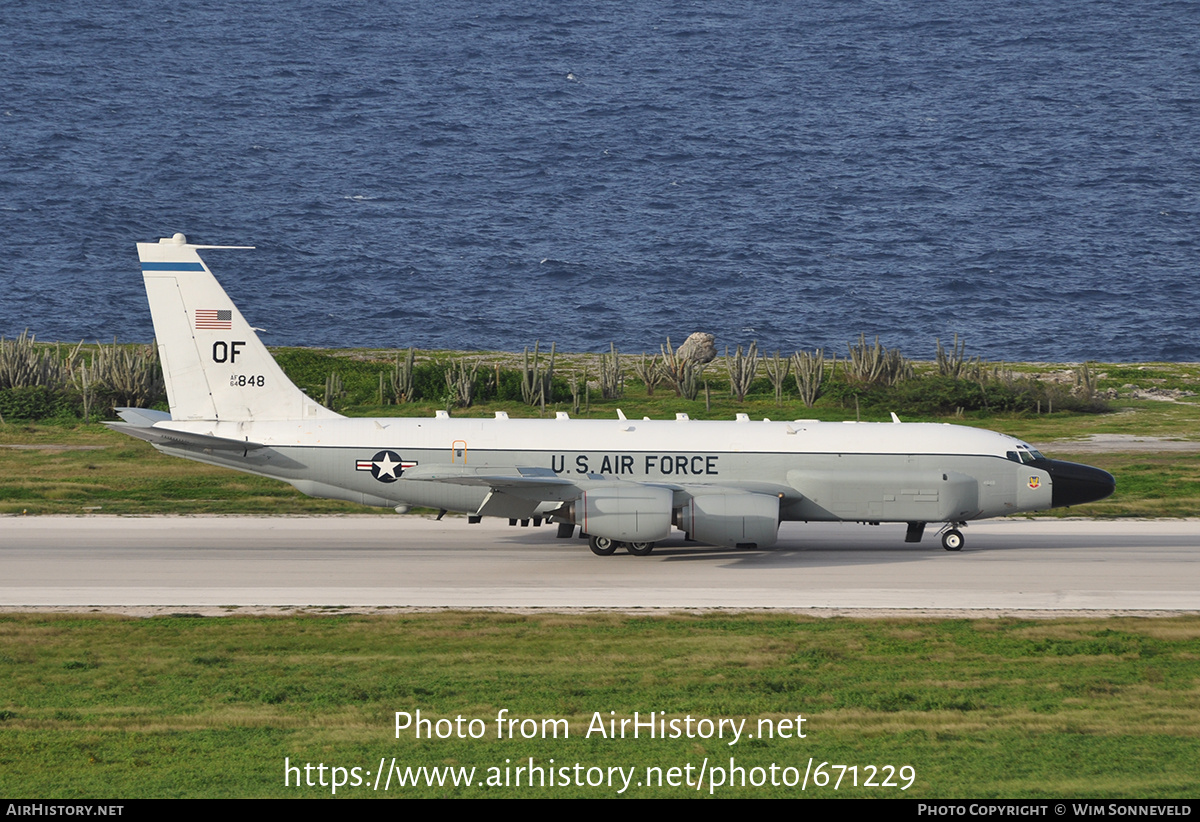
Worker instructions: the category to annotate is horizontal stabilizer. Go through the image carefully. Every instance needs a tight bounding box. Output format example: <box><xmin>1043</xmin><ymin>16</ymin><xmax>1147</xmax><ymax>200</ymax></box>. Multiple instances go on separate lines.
<box><xmin>105</xmin><ymin>421</ymin><xmax>265</xmax><ymax>453</ymax></box>
<box><xmin>114</xmin><ymin>407</ymin><xmax>173</xmax><ymax>427</ymax></box>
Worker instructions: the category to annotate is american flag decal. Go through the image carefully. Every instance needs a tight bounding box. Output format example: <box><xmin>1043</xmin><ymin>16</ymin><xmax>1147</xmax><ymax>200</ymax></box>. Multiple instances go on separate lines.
<box><xmin>195</xmin><ymin>309</ymin><xmax>232</xmax><ymax>330</ymax></box>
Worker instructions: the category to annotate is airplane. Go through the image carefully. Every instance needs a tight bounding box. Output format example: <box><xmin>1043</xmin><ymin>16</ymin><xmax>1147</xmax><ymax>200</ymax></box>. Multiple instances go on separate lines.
<box><xmin>109</xmin><ymin>233</ymin><xmax>1116</xmax><ymax>556</ymax></box>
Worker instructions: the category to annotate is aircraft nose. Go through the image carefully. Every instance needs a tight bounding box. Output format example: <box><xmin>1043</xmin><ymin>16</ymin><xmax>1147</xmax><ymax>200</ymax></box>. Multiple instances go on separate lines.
<box><xmin>1044</xmin><ymin>459</ymin><xmax>1116</xmax><ymax>508</ymax></box>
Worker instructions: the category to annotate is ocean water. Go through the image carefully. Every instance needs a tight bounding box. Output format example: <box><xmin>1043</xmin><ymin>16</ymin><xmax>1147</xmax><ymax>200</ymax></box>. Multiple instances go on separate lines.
<box><xmin>2</xmin><ymin>0</ymin><xmax>1198</xmax><ymax>361</ymax></box>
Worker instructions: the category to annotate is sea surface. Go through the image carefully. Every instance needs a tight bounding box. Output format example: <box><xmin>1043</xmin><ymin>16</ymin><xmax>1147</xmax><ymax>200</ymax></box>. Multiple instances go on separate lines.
<box><xmin>2</xmin><ymin>0</ymin><xmax>1198</xmax><ymax>362</ymax></box>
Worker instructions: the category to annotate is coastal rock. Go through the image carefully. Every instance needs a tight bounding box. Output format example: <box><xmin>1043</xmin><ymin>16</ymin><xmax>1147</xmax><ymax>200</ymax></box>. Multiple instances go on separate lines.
<box><xmin>1122</xmin><ymin>385</ymin><xmax>1196</xmax><ymax>401</ymax></box>
<box><xmin>676</xmin><ymin>332</ymin><xmax>717</xmax><ymax>364</ymax></box>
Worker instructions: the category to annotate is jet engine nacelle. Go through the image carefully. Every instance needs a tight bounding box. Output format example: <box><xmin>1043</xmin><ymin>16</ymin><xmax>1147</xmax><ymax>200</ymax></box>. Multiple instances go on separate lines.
<box><xmin>574</xmin><ymin>485</ymin><xmax>673</xmax><ymax>543</ymax></box>
<box><xmin>676</xmin><ymin>492</ymin><xmax>780</xmax><ymax>549</ymax></box>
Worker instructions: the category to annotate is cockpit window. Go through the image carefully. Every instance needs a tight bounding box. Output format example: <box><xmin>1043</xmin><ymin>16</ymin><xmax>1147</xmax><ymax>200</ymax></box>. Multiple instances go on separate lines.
<box><xmin>1013</xmin><ymin>447</ymin><xmax>1046</xmax><ymax>464</ymax></box>
<box><xmin>1007</xmin><ymin>451</ymin><xmax>1020</xmax><ymax>463</ymax></box>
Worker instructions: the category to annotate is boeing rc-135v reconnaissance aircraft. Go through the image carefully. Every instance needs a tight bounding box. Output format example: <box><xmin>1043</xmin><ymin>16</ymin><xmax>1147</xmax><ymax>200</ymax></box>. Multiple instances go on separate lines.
<box><xmin>110</xmin><ymin>234</ymin><xmax>1115</xmax><ymax>555</ymax></box>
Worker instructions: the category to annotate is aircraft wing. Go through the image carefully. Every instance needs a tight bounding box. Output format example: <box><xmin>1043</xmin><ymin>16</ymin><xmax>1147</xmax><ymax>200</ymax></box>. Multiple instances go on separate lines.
<box><xmin>401</xmin><ymin>464</ymin><xmax>583</xmax><ymax>504</ymax></box>
<box><xmin>402</xmin><ymin>464</ymin><xmax>790</xmax><ymax>503</ymax></box>
<box><xmin>400</xmin><ymin>465</ymin><xmax>790</xmax><ymax>532</ymax></box>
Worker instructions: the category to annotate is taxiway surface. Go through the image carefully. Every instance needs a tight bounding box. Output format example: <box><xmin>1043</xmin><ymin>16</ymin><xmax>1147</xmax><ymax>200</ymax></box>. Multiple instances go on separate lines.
<box><xmin>2</xmin><ymin>516</ymin><xmax>1197</xmax><ymax>612</ymax></box>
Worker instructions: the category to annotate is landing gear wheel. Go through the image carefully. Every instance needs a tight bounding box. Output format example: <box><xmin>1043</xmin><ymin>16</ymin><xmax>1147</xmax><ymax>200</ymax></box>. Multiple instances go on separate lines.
<box><xmin>942</xmin><ymin>529</ymin><xmax>964</xmax><ymax>552</ymax></box>
<box><xmin>589</xmin><ymin>535</ymin><xmax>617</xmax><ymax>556</ymax></box>
<box><xmin>626</xmin><ymin>542</ymin><xmax>655</xmax><ymax>556</ymax></box>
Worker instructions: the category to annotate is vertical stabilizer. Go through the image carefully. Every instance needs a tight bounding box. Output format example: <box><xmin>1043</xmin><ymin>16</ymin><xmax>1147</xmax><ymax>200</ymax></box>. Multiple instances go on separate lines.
<box><xmin>137</xmin><ymin>233</ymin><xmax>342</xmax><ymax>422</ymax></box>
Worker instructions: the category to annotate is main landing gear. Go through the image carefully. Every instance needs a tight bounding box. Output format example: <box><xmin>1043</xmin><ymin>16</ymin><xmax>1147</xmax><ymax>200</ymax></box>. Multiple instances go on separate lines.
<box><xmin>588</xmin><ymin>535</ymin><xmax>656</xmax><ymax>557</ymax></box>
<box><xmin>588</xmin><ymin>535</ymin><xmax>617</xmax><ymax>556</ymax></box>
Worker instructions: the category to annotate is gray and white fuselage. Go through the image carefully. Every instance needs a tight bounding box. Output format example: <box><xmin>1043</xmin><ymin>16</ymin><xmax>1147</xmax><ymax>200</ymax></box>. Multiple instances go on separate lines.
<box><xmin>154</xmin><ymin>415</ymin><xmax>1055</xmax><ymax>522</ymax></box>
<box><xmin>110</xmin><ymin>235</ymin><xmax>1116</xmax><ymax>555</ymax></box>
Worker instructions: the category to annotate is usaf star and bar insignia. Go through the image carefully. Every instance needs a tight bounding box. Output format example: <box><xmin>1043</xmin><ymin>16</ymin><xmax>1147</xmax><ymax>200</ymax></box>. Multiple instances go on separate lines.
<box><xmin>356</xmin><ymin>451</ymin><xmax>417</xmax><ymax>483</ymax></box>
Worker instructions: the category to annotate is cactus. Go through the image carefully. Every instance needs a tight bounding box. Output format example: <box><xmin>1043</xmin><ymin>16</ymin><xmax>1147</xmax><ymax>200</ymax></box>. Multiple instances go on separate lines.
<box><xmin>764</xmin><ymin>351</ymin><xmax>791</xmax><ymax>405</ymax></box>
<box><xmin>520</xmin><ymin>341</ymin><xmax>556</xmax><ymax>407</ymax></box>
<box><xmin>389</xmin><ymin>347</ymin><xmax>416</xmax><ymax>403</ymax></box>
<box><xmin>935</xmin><ymin>333</ymin><xmax>966</xmax><ymax>378</ymax></box>
<box><xmin>324</xmin><ymin>372</ymin><xmax>345</xmax><ymax>410</ymax></box>
<box><xmin>72</xmin><ymin>337</ymin><xmax>165</xmax><ymax>412</ymax></box>
<box><xmin>936</xmin><ymin>333</ymin><xmax>983</xmax><ymax>380</ymax></box>
<box><xmin>633</xmin><ymin>352</ymin><xmax>663</xmax><ymax>396</ymax></box>
<box><xmin>660</xmin><ymin>336</ymin><xmax>704</xmax><ymax>400</ymax></box>
<box><xmin>569</xmin><ymin>366</ymin><xmax>587</xmax><ymax>416</ymax></box>
<box><xmin>725</xmin><ymin>342</ymin><xmax>759</xmax><ymax>402</ymax></box>
<box><xmin>0</xmin><ymin>331</ymin><xmax>72</xmax><ymax>389</ymax></box>
<box><xmin>598</xmin><ymin>342</ymin><xmax>624</xmax><ymax>399</ymax></box>
<box><xmin>444</xmin><ymin>358</ymin><xmax>481</xmax><ymax>407</ymax></box>
<box><xmin>93</xmin><ymin>338</ymin><xmax>164</xmax><ymax>408</ymax></box>
<box><xmin>3</xmin><ymin>333</ymin><xmax>165</xmax><ymax>418</ymax></box>
<box><xmin>791</xmin><ymin>349</ymin><xmax>826</xmax><ymax>408</ymax></box>
<box><xmin>1074</xmin><ymin>361</ymin><xmax>1097</xmax><ymax>400</ymax></box>
<box><xmin>847</xmin><ymin>334</ymin><xmax>912</xmax><ymax>386</ymax></box>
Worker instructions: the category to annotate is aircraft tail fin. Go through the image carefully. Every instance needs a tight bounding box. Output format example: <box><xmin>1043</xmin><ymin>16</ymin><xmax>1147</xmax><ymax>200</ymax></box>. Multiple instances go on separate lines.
<box><xmin>137</xmin><ymin>233</ymin><xmax>341</xmax><ymax>422</ymax></box>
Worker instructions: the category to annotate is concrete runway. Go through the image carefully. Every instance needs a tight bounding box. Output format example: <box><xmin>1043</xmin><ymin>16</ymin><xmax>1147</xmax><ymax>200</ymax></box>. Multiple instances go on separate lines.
<box><xmin>2</xmin><ymin>515</ymin><xmax>1198</xmax><ymax>613</ymax></box>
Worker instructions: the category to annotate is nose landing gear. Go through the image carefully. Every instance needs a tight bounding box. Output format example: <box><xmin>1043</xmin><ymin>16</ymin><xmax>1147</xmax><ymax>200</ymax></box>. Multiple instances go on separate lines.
<box><xmin>940</xmin><ymin>524</ymin><xmax>966</xmax><ymax>552</ymax></box>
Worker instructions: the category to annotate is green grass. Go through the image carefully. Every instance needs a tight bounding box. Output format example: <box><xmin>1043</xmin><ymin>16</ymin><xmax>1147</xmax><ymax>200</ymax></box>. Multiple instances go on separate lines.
<box><xmin>0</xmin><ymin>426</ymin><xmax>367</xmax><ymax>514</ymax></box>
<box><xmin>0</xmin><ymin>613</ymin><xmax>1197</xmax><ymax>798</ymax></box>
<box><xmin>991</xmin><ymin>401</ymin><xmax>1200</xmax><ymax>444</ymax></box>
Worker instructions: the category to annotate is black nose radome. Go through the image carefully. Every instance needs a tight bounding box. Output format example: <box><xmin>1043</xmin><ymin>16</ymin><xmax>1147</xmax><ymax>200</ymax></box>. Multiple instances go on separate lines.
<box><xmin>1043</xmin><ymin>459</ymin><xmax>1117</xmax><ymax>508</ymax></box>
